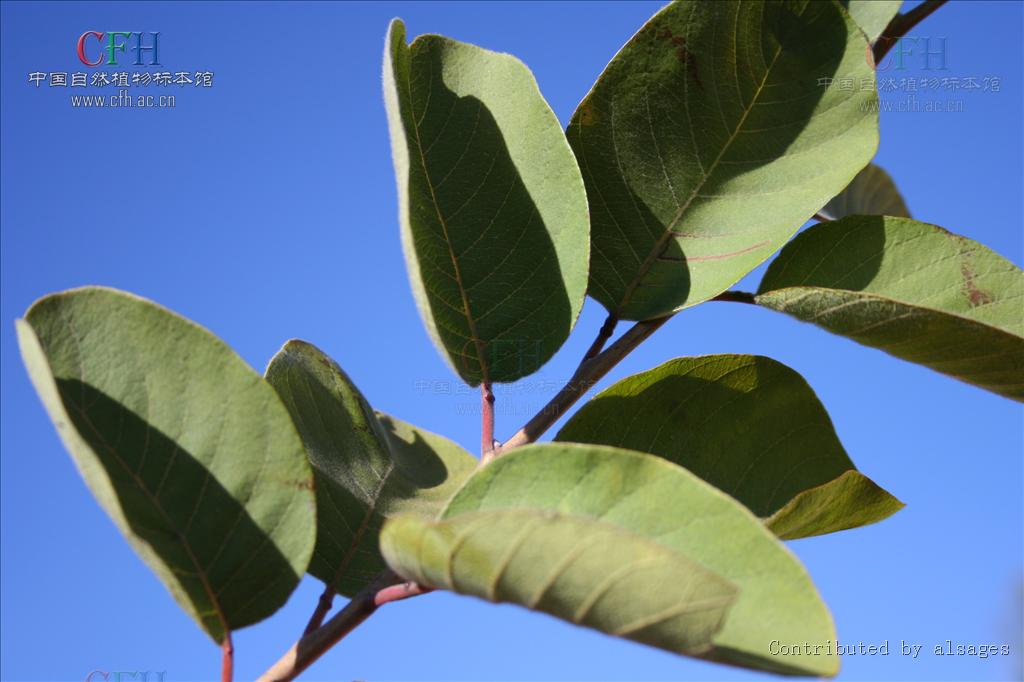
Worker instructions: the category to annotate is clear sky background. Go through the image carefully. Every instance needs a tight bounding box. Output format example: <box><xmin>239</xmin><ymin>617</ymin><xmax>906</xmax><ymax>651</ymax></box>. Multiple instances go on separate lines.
<box><xmin>1</xmin><ymin>2</ymin><xmax>1022</xmax><ymax>681</ymax></box>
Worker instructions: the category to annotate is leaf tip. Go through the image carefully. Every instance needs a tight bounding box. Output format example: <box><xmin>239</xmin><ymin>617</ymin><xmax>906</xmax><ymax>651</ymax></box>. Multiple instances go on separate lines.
<box><xmin>386</xmin><ymin>17</ymin><xmax>407</xmax><ymax>45</ymax></box>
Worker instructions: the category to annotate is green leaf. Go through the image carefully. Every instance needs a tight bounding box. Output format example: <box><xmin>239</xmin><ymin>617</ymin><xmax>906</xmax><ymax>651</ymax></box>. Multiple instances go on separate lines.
<box><xmin>840</xmin><ymin>0</ymin><xmax>901</xmax><ymax>43</ymax></box>
<box><xmin>17</xmin><ymin>287</ymin><xmax>315</xmax><ymax>643</ymax></box>
<box><xmin>265</xmin><ymin>339</ymin><xmax>477</xmax><ymax>596</ymax></box>
<box><xmin>430</xmin><ymin>444</ymin><xmax>839</xmax><ymax>676</ymax></box>
<box><xmin>820</xmin><ymin>163</ymin><xmax>910</xmax><ymax>220</ymax></box>
<box><xmin>757</xmin><ymin>216</ymin><xmax>1024</xmax><ymax>401</ymax></box>
<box><xmin>556</xmin><ymin>355</ymin><xmax>902</xmax><ymax>538</ymax></box>
<box><xmin>382</xmin><ymin>510</ymin><xmax>738</xmax><ymax>658</ymax></box>
<box><xmin>766</xmin><ymin>470</ymin><xmax>906</xmax><ymax>540</ymax></box>
<box><xmin>567</xmin><ymin>0</ymin><xmax>879</xmax><ymax>321</ymax></box>
<box><xmin>383</xmin><ymin>19</ymin><xmax>589</xmax><ymax>385</ymax></box>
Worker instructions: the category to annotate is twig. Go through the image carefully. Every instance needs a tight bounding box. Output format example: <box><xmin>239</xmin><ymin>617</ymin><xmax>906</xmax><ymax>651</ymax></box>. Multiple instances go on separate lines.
<box><xmin>501</xmin><ymin>315</ymin><xmax>672</xmax><ymax>451</ymax></box>
<box><xmin>257</xmin><ymin>571</ymin><xmax>430</xmax><ymax>682</ymax></box>
<box><xmin>814</xmin><ymin>212</ymin><xmax>831</xmax><ymax>223</ymax></box>
<box><xmin>873</xmin><ymin>0</ymin><xmax>949</xmax><ymax>64</ymax></box>
<box><xmin>481</xmin><ymin>382</ymin><xmax>495</xmax><ymax>460</ymax></box>
<box><xmin>303</xmin><ymin>586</ymin><xmax>336</xmax><ymax>636</ymax></box>
<box><xmin>583</xmin><ymin>314</ymin><xmax>618</xmax><ymax>360</ymax></box>
<box><xmin>221</xmin><ymin>633</ymin><xmax>234</xmax><ymax>682</ymax></box>
<box><xmin>711</xmin><ymin>290</ymin><xmax>756</xmax><ymax>305</ymax></box>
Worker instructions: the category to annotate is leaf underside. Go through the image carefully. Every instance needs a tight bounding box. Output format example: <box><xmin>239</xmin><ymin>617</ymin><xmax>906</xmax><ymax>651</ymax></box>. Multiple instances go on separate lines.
<box><xmin>17</xmin><ymin>287</ymin><xmax>316</xmax><ymax>643</ymax></box>
<box><xmin>265</xmin><ymin>339</ymin><xmax>477</xmax><ymax>596</ymax></box>
<box><xmin>382</xmin><ymin>509</ymin><xmax>739</xmax><ymax>657</ymax></box>
<box><xmin>839</xmin><ymin>0</ymin><xmax>902</xmax><ymax>43</ymax></box>
<box><xmin>411</xmin><ymin>444</ymin><xmax>840</xmax><ymax>677</ymax></box>
<box><xmin>820</xmin><ymin>162</ymin><xmax>910</xmax><ymax>220</ymax></box>
<box><xmin>384</xmin><ymin>19</ymin><xmax>589</xmax><ymax>385</ymax></box>
<box><xmin>757</xmin><ymin>216</ymin><xmax>1024</xmax><ymax>401</ymax></box>
<box><xmin>567</xmin><ymin>0</ymin><xmax>879</xmax><ymax>320</ymax></box>
<box><xmin>557</xmin><ymin>354</ymin><xmax>902</xmax><ymax>538</ymax></box>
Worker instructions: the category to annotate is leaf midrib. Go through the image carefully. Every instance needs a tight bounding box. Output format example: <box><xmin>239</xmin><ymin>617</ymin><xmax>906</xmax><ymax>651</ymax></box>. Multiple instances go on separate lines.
<box><xmin>757</xmin><ymin>285</ymin><xmax>1024</xmax><ymax>340</ymax></box>
<box><xmin>69</xmin><ymin>400</ymin><xmax>231</xmax><ymax>639</ymax></box>
<box><xmin>612</xmin><ymin>15</ymin><xmax>786</xmax><ymax>315</ymax></box>
<box><xmin>284</xmin><ymin>355</ymin><xmax>399</xmax><ymax>590</ymax></box>
<box><xmin>403</xmin><ymin>44</ymin><xmax>489</xmax><ymax>384</ymax></box>
<box><xmin>325</xmin><ymin>457</ymin><xmax>396</xmax><ymax>591</ymax></box>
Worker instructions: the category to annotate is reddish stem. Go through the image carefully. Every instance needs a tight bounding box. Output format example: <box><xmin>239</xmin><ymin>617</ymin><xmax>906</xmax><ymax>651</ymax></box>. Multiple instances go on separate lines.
<box><xmin>501</xmin><ymin>315</ymin><xmax>672</xmax><ymax>451</ymax></box>
<box><xmin>221</xmin><ymin>633</ymin><xmax>234</xmax><ymax>682</ymax></box>
<box><xmin>257</xmin><ymin>571</ymin><xmax>428</xmax><ymax>682</ymax></box>
<box><xmin>375</xmin><ymin>580</ymin><xmax>433</xmax><ymax>606</ymax></box>
<box><xmin>481</xmin><ymin>382</ymin><xmax>495</xmax><ymax>458</ymax></box>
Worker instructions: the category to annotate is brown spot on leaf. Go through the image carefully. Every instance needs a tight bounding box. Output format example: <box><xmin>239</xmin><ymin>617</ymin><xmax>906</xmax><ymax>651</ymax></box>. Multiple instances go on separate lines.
<box><xmin>949</xmin><ymin>232</ymin><xmax>994</xmax><ymax>307</ymax></box>
<box><xmin>960</xmin><ymin>262</ymin><xmax>992</xmax><ymax>307</ymax></box>
<box><xmin>577</xmin><ymin>100</ymin><xmax>599</xmax><ymax>126</ymax></box>
<box><xmin>653</xmin><ymin>25</ymin><xmax>703</xmax><ymax>89</ymax></box>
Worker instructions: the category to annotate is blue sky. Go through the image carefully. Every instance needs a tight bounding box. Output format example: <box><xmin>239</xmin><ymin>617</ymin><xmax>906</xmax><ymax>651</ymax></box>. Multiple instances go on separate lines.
<box><xmin>1</xmin><ymin>2</ymin><xmax>1021</xmax><ymax>681</ymax></box>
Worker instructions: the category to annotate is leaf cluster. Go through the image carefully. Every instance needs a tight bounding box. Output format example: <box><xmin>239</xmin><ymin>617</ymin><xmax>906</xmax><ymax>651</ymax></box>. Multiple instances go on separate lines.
<box><xmin>17</xmin><ymin>2</ymin><xmax>1021</xmax><ymax>679</ymax></box>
